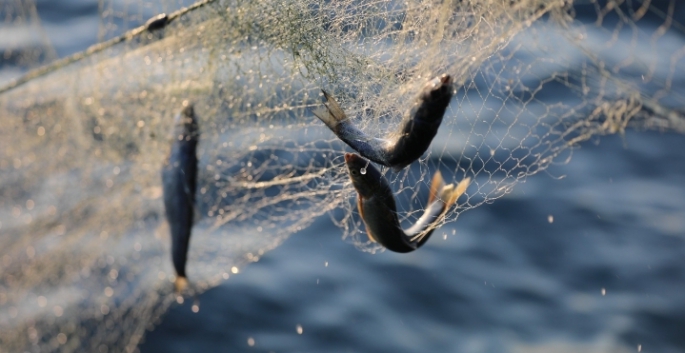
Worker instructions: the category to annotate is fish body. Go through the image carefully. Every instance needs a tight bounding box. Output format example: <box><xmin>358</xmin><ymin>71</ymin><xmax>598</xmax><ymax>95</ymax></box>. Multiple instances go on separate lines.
<box><xmin>315</xmin><ymin>75</ymin><xmax>453</xmax><ymax>171</ymax></box>
<box><xmin>386</xmin><ymin>75</ymin><xmax>453</xmax><ymax>170</ymax></box>
<box><xmin>162</xmin><ymin>103</ymin><xmax>198</xmax><ymax>292</ymax></box>
<box><xmin>345</xmin><ymin>153</ymin><xmax>469</xmax><ymax>253</ymax></box>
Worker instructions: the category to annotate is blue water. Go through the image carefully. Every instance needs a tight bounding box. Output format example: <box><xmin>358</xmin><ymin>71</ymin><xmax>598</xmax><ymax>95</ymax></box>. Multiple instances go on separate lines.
<box><xmin>139</xmin><ymin>131</ymin><xmax>685</xmax><ymax>353</ymax></box>
<box><xmin>5</xmin><ymin>1</ymin><xmax>685</xmax><ymax>352</ymax></box>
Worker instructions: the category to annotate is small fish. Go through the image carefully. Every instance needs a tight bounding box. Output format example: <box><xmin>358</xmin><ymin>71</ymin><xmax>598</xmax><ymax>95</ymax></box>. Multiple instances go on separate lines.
<box><xmin>162</xmin><ymin>102</ymin><xmax>199</xmax><ymax>292</ymax></box>
<box><xmin>145</xmin><ymin>13</ymin><xmax>168</xmax><ymax>32</ymax></box>
<box><xmin>345</xmin><ymin>153</ymin><xmax>469</xmax><ymax>253</ymax></box>
<box><xmin>314</xmin><ymin>75</ymin><xmax>453</xmax><ymax>171</ymax></box>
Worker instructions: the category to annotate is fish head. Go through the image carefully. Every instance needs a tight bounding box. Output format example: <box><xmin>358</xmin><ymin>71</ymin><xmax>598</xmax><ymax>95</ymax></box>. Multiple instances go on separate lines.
<box><xmin>422</xmin><ymin>74</ymin><xmax>453</xmax><ymax>103</ymax></box>
<box><xmin>344</xmin><ymin>153</ymin><xmax>382</xmax><ymax>198</ymax></box>
<box><xmin>173</xmin><ymin>101</ymin><xmax>199</xmax><ymax>139</ymax></box>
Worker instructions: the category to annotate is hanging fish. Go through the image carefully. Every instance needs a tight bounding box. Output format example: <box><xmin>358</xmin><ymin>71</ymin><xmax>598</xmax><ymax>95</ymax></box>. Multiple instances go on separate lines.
<box><xmin>345</xmin><ymin>153</ymin><xmax>469</xmax><ymax>253</ymax></box>
<box><xmin>162</xmin><ymin>102</ymin><xmax>199</xmax><ymax>292</ymax></box>
<box><xmin>314</xmin><ymin>74</ymin><xmax>453</xmax><ymax>171</ymax></box>
<box><xmin>145</xmin><ymin>13</ymin><xmax>168</xmax><ymax>32</ymax></box>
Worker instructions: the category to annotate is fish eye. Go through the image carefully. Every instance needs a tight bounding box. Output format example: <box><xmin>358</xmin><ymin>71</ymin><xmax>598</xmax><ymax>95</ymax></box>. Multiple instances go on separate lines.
<box><xmin>351</xmin><ymin>170</ymin><xmax>358</xmax><ymax>175</ymax></box>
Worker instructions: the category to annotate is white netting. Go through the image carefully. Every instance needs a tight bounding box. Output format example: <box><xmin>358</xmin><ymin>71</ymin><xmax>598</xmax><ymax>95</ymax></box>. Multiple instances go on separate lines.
<box><xmin>1</xmin><ymin>0</ymin><xmax>684</xmax><ymax>351</ymax></box>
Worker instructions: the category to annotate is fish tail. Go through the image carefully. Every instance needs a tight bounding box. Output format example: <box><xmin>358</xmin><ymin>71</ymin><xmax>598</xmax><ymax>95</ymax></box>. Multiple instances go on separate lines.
<box><xmin>174</xmin><ymin>276</ymin><xmax>188</xmax><ymax>293</ymax></box>
<box><xmin>410</xmin><ymin>176</ymin><xmax>471</xmax><ymax>245</ymax></box>
<box><xmin>407</xmin><ymin>175</ymin><xmax>469</xmax><ymax>245</ymax></box>
<box><xmin>428</xmin><ymin>176</ymin><xmax>470</xmax><ymax>231</ymax></box>
<box><xmin>441</xmin><ymin>177</ymin><xmax>470</xmax><ymax>211</ymax></box>
<box><xmin>428</xmin><ymin>172</ymin><xmax>469</xmax><ymax>211</ymax></box>
<box><xmin>313</xmin><ymin>90</ymin><xmax>348</xmax><ymax>129</ymax></box>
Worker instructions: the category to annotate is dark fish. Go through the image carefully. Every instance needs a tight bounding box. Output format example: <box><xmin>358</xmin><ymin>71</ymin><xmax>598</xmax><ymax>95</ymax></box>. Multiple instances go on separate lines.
<box><xmin>345</xmin><ymin>153</ymin><xmax>469</xmax><ymax>253</ymax></box>
<box><xmin>314</xmin><ymin>75</ymin><xmax>453</xmax><ymax>171</ymax></box>
<box><xmin>162</xmin><ymin>102</ymin><xmax>199</xmax><ymax>292</ymax></box>
<box><xmin>145</xmin><ymin>13</ymin><xmax>169</xmax><ymax>32</ymax></box>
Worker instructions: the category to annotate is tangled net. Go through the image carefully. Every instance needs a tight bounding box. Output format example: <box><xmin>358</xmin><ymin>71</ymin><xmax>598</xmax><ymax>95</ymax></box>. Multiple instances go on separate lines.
<box><xmin>1</xmin><ymin>0</ymin><xmax>684</xmax><ymax>351</ymax></box>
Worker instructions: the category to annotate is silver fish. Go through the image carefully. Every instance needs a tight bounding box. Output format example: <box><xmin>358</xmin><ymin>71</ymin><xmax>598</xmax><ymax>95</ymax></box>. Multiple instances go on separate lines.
<box><xmin>345</xmin><ymin>153</ymin><xmax>469</xmax><ymax>253</ymax></box>
<box><xmin>162</xmin><ymin>102</ymin><xmax>199</xmax><ymax>292</ymax></box>
<box><xmin>315</xmin><ymin>75</ymin><xmax>453</xmax><ymax>171</ymax></box>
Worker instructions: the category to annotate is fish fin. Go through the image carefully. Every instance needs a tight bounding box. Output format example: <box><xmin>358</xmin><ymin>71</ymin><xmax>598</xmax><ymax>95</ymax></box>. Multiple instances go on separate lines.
<box><xmin>174</xmin><ymin>276</ymin><xmax>188</xmax><ymax>293</ymax></box>
<box><xmin>357</xmin><ymin>194</ymin><xmax>365</xmax><ymax>219</ymax></box>
<box><xmin>366</xmin><ymin>227</ymin><xmax>379</xmax><ymax>243</ymax></box>
<box><xmin>357</xmin><ymin>195</ymin><xmax>377</xmax><ymax>243</ymax></box>
<box><xmin>427</xmin><ymin>170</ymin><xmax>445</xmax><ymax>204</ymax></box>
<box><xmin>313</xmin><ymin>90</ymin><xmax>348</xmax><ymax>129</ymax></box>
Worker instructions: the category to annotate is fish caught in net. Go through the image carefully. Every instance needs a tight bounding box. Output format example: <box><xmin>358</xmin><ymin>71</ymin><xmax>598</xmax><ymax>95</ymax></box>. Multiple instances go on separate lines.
<box><xmin>1</xmin><ymin>0</ymin><xmax>684</xmax><ymax>352</ymax></box>
<box><xmin>313</xmin><ymin>74</ymin><xmax>454</xmax><ymax>171</ymax></box>
<box><xmin>344</xmin><ymin>152</ymin><xmax>470</xmax><ymax>253</ymax></box>
<box><xmin>161</xmin><ymin>101</ymin><xmax>199</xmax><ymax>293</ymax></box>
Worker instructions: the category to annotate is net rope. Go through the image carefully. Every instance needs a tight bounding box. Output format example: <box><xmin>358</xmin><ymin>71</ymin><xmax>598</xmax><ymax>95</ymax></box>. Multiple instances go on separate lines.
<box><xmin>1</xmin><ymin>0</ymin><xmax>684</xmax><ymax>351</ymax></box>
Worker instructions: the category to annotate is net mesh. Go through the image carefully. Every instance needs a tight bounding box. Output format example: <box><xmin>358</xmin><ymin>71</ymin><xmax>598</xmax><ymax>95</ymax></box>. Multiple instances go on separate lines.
<box><xmin>1</xmin><ymin>0</ymin><xmax>684</xmax><ymax>351</ymax></box>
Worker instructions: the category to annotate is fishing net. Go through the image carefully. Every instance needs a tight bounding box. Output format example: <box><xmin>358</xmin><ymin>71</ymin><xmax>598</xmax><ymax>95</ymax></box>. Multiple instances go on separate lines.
<box><xmin>1</xmin><ymin>0</ymin><xmax>684</xmax><ymax>351</ymax></box>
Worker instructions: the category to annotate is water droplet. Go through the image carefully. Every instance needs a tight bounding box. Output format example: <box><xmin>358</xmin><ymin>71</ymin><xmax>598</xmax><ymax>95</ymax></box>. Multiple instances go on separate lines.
<box><xmin>360</xmin><ymin>168</ymin><xmax>366</xmax><ymax>175</ymax></box>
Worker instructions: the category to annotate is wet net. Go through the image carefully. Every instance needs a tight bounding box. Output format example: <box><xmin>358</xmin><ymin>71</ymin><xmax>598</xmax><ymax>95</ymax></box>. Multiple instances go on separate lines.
<box><xmin>1</xmin><ymin>0</ymin><xmax>684</xmax><ymax>352</ymax></box>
